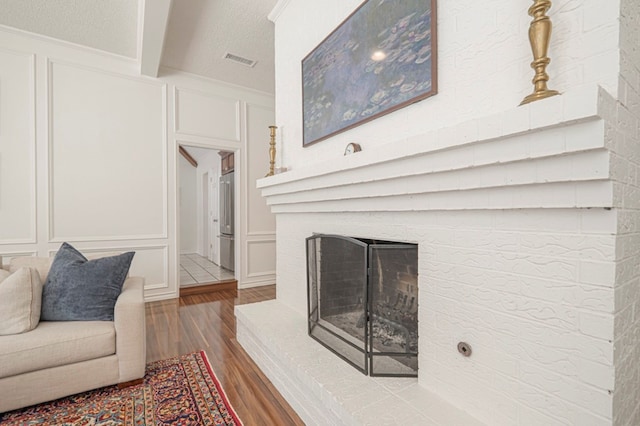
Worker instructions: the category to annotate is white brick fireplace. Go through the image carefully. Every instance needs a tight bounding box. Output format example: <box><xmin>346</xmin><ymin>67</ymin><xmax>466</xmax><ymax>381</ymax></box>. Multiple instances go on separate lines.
<box><xmin>236</xmin><ymin>1</ymin><xmax>640</xmax><ymax>425</ymax></box>
<box><xmin>238</xmin><ymin>86</ymin><xmax>627</xmax><ymax>425</ymax></box>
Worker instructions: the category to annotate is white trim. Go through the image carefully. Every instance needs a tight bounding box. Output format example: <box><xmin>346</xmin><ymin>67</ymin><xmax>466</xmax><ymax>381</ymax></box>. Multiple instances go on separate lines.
<box><xmin>245</xmin><ymin>239</ymin><xmax>276</xmax><ymax>279</ymax></box>
<box><xmin>0</xmin><ymin>48</ymin><xmax>37</xmax><ymax>245</ymax></box>
<box><xmin>268</xmin><ymin>0</ymin><xmax>292</xmax><ymax>23</ymax></box>
<box><xmin>0</xmin><ymin>24</ymin><xmax>137</xmax><ymax>62</ymax></box>
<box><xmin>159</xmin><ymin>66</ymin><xmax>275</xmax><ymax>99</ymax></box>
<box><xmin>47</xmin><ymin>243</ymin><xmax>170</xmax><ymax>292</ymax></box>
<box><xmin>45</xmin><ymin>59</ymin><xmax>169</xmax><ymax>242</ymax></box>
<box><xmin>0</xmin><ymin>251</ymin><xmax>38</xmax><ymax>257</ymax></box>
<box><xmin>174</xmin><ymin>86</ymin><xmax>242</xmax><ymax>141</ymax></box>
<box><xmin>246</xmin><ymin>231</ymin><xmax>277</xmax><ymax>237</ymax></box>
<box><xmin>49</xmin><ymin>234</ymin><xmax>170</xmax><ymax>243</ymax></box>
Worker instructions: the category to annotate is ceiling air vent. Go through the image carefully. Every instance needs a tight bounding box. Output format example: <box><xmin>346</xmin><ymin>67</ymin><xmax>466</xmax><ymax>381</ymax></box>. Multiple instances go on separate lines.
<box><xmin>224</xmin><ymin>52</ymin><xmax>257</xmax><ymax>68</ymax></box>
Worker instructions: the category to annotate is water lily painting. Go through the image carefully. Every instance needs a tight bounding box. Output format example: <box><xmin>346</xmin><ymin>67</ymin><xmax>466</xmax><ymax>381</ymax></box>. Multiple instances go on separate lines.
<box><xmin>302</xmin><ymin>0</ymin><xmax>437</xmax><ymax>146</ymax></box>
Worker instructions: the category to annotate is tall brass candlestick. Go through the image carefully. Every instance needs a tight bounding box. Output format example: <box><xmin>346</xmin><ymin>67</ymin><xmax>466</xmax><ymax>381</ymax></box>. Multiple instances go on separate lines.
<box><xmin>265</xmin><ymin>125</ymin><xmax>277</xmax><ymax>177</ymax></box>
<box><xmin>520</xmin><ymin>0</ymin><xmax>560</xmax><ymax>105</ymax></box>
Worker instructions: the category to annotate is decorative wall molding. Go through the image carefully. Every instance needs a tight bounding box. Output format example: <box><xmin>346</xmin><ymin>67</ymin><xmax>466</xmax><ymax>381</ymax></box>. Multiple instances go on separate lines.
<box><xmin>49</xmin><ymin>234</ymin><xmax>170</xmax><ymax>244</ymax></box>
<box><xmin>0</xmin><ymin>251</ymin><xmax>38</xmax><ymax>258</ymax></box>
<box><xmin>0</xmin><ymin>24</ymin><xmax>137</xmax><ymax>63</ymax></box>
<box><xmin>46</xmin><ymin>59</ymin><xmax>169</xmax><ymax>242</ymax></box>
<box><xmin>0</xmin><ymin>29</ymin><xmax>275</xmax><ymax>302</ymax></box>
<box><xmin>246</xmin><ymin>231</ymin><xmax>277</xmax><ymax>237</ymax></box>
<box><xmin>173</xmin><ymin>133</ymin><xmax>242</xmax><ymax>151</ymax></box>
<box><xmin>174</xmin><ymin>86</ymin><xmax>241</xmax><ymax>141</ymax></box>
<box><xmin>245</xmin><ymin>103</ymin><xmax>277</xmax><ymax>235</ymax></box>
<box><xmin>0</xmin><ymin>48</ymin><xmax>37</xmax><ymax>245</ymax></box>
<box><xmin>245</xmin><ymin>239</ymin><xmax>276</xmax><ymax>278</ymax></box>
<box><xmin>47</xmin><ymin>243</ymin><xmax>169</xmax><ymax>293</ymax></box>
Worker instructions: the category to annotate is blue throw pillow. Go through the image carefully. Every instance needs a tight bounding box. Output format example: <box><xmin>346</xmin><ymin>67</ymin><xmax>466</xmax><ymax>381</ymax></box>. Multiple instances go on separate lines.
<box><xmin>41</xmin><ymin>243</ymin><xmax>135</xmax><ymax>321</ymax></box>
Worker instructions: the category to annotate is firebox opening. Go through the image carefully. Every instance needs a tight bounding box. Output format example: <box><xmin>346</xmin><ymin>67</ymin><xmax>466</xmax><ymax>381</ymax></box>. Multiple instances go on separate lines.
<box><xmin>306</xmin><ymin>234</ymin><xmax>418</xmax><ymax>377</ymax></box>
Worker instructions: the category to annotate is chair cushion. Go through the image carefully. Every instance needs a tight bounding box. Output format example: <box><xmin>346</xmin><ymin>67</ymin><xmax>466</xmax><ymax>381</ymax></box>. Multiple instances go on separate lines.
<box><xmin>0</xmin><ymin>321</ymin><xmax>116</xmax><ymax>378</ymax></box>
<box><xmin>41</xmin><ymin>243</ymin><xmax>134</xmax><ymax>321</ymax></box>
<box><xmin>0</xmin><ymin>268</ymin><xmax>43</xmax><ymax>336</ymax></box>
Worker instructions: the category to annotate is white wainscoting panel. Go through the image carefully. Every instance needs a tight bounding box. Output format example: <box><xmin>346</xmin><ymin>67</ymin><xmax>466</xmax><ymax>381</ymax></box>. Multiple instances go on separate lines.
<box><xmin>127</xmin><ymin>245</ymin><xmax>168</xmax><ymax>290</ymax></box>
<box><xmin>246</xmin><ymin>239</ymin><xmax>276</xmax><ymax>278</ymax></box>
<box><xmin>48</xmin><ymin>61</ymin><xmax>167</xmax><ymax>241</ymax></box>
<box><xmin>49</xmin><ymin>245</ymin><xmax>169</xmax><ymax>291</ymax></box>
<box><xmin>0</xmin><ymin>49</ymin><xmax>36</xmax><ymax>244</ymax></box>
<box><xmin>175</xmin><ymin>87</ymin><xmax>240</xmax><ymax>141</ymax></box>
<box><xmin>0</xmin><ymin>252</ymin><xmax>38</xmax><ymax>267</ymax></box>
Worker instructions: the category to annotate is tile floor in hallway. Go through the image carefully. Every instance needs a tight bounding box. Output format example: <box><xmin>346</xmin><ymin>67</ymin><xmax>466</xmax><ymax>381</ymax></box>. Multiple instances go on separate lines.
<box><xmin>180</xmin><ymin>253</ymin><xmax>235</xmax><ymax>286</ymax></box>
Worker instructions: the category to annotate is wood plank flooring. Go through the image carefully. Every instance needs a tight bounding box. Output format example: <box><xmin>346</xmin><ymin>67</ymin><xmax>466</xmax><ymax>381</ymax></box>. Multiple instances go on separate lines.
<box><xmin>145</xmin><ymin>285</ymin><xmax>304</xmax><ymax>426</ymax></box>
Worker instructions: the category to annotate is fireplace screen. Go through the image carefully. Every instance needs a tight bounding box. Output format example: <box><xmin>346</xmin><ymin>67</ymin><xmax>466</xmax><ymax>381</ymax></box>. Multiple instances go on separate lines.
<box><xmin>307</xmin><ymin>234</ymin><xmax>418</xmax><ymax>377</ymax></box>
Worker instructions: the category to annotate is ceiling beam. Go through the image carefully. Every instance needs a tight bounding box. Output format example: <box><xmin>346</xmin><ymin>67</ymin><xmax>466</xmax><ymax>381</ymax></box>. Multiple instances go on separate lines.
<box><xmin>268</xmin><ymin>0</ymin><xmax>291</xmax><ymax>23</ymax></box>
<box><xmin>179</xmin><ymin>146</ymin><xmax>198</xmax><ymax>168</ymax></box>
<box><xmin>138</xmin><ymin>0</ymin><xmax>172</xmax><ymax>77</ymax></box>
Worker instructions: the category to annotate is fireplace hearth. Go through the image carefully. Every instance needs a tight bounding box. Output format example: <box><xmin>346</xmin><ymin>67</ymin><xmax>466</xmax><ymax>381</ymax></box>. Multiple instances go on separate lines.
<box><xmin>306</xmin><ymin>234</ymin><xmax>418</xmax><ymax>377</ymax></box>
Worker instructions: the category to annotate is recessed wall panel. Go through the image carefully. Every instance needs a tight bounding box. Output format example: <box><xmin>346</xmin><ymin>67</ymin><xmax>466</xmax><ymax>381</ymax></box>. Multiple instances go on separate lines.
<box><xmin>61</xmin><ymin>245</ymin><xmax>168</xmax><ymax>289</ymax></box>
<box><xmin>128</xmin><ymin>246</ymin><xmax>168</xmax><ymax>289</ymax></box>
<box><xmin>49</xmin><ymin>62</ymin><xmax>166</xmax><ymax>241</ymax></box>
<box><xmin>0</xmin><ymin>50</ymin><xmax>35</xmax><ymax>243</ymax></box>
<box><xmin>176</xmin><ymin>88</ymin><xmax>240</xmax><ymax>140</ymax></box>
<box><xmin>246</xmin><ymin>104</ymin><xmax>276</xmax><ymax>234</ymax></box>
<box><xmin>247</xmin><ymin>240</ymin><xmax>276</xmax><ymax>277</ymax></box>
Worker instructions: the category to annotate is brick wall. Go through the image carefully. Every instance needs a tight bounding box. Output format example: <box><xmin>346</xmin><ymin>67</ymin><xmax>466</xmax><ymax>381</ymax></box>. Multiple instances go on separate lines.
<box><xmin>273</xmin><ymin>0</ymin><xmax>620</xmax><ymax>172</ymax></box>
<box><xmin>276</xmin><ymin>203</ymin><xmax>616</xmax><ymax>425</ymax></box>
<box><xmin>612</xmin><ymin>0</ymin><xmax>640</xmax><ymax>424</ymax></box>
<box><xmin>262</xmin><ymin>0</ymin><xmax>628</xmax><ymax>424</ymax></box>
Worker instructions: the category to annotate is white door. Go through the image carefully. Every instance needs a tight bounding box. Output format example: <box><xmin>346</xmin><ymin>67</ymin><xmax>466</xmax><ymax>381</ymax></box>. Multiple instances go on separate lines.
<box><xmin>202</xmin><ymin>173</ymin><xmax>210</xmax><ymax>259</ymax></box>
<box><xmin>209</xmin><ymin>174</ymin><xmax>219</xmax><ymax>264</ymax></box>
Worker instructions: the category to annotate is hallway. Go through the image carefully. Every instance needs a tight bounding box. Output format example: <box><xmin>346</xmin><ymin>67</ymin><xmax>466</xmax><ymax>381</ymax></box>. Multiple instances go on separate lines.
<box><xmin>179</xmin><ymin>253</ymin><xmax>234</xmax><ymax>286</ymax></box>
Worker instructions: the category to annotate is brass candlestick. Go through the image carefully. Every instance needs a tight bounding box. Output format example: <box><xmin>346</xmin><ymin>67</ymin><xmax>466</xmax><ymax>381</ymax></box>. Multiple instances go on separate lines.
<box><xmin>520</xmin><ymin>0</ymin><xmax>560</xmax><ymax>105</ymax></box>
<box><xmin>265</xmin><ymin>125</ymin><xmax>277</xmax><ymax>177</ymax></box>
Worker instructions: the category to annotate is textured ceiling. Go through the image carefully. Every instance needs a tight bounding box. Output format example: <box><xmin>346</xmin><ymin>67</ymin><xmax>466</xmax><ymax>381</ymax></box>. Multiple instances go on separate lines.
<box><xmin>0</xmin><ymin>0</ymin><xmax>139</xmax><ymax>58</ymax></box>
<box><xmin>0</xmin><ymin>0</ymin><xmax>278</xmax><ymax>94</ymax></box>
<box><xmin>161</xmin><ymin>0</ymin><xmax>277</xmax><ymax>94</ymax></box>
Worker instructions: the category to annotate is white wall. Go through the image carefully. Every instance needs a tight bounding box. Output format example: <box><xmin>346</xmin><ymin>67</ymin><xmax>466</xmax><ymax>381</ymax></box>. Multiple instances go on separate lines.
<box><xmin>178</xmin><ymin>155</ymin><xmax>197</xmax><ymax>254</ymax></box>
<box><xmin>261</xmin><ymin>0</ymin><xmax>627</xmax><ymax>424</ymax></box>
<box><xmin>175</xmin><ymin>89</ymin><xmax>276</xmax><ymax>288</ymax></box>
<box><xmin>612</xmin><ymin>0</ymin><xmax>640</xmax><ymax>424</ymax></box>
<box><xmin>0</xmin><ymin>48</ymin><xmax>34</xmax><ymax>244</ymax></box>
<box><xmin>0</xmin><ymin>25</ymin><xmax>275</xmax><ymax>300</ymax></box>
<box><xmin>273</xmin><ymin>0</ymin><xmax>621</xmax><ymax>171</ymax></box>
<box><xmin>241</xmin><ymin>104</ymin><xmax>277</xmax><ymax>286</ymax></box>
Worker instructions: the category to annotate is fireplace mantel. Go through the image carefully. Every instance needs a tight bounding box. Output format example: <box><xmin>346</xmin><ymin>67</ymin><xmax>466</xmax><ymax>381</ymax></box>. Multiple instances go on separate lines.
<box><xmin>258</xmin><ymin>85</ymin><xmax>610</xmax><ymax>215</ymax></box>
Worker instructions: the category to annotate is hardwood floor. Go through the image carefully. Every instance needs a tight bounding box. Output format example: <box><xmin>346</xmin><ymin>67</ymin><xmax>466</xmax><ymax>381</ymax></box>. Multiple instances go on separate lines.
<box><xmin>145</xmin><ymin>285</ymin><xmax>304</xmax><ymax>426</ymax></box>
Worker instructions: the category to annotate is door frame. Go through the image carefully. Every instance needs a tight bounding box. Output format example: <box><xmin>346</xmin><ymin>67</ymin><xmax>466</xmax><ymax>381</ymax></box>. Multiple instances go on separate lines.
<box><xmin>175</xmin><ymin>142</ymin><xmax>238</xmax><ymax>291</ymax></box>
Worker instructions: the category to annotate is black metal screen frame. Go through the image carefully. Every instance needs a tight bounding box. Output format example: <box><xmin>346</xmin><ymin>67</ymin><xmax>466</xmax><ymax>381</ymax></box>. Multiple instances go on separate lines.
<box><xmin>307</xmin><ymin>234</ymin><xmax>418</xmax><ymax>378</ymax></box>
<box><xmin>307</xmin><ymin>234</ymin><xmax>370</xmax><ymax>374</ymax></box>
<box><xmin>368</xmin><ymin>244</ymin><xmax>419</xmax><ymax>377</ymax></box>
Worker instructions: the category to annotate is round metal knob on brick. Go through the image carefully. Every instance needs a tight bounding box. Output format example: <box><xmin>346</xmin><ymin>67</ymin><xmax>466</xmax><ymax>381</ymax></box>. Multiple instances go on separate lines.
<box><xmin>457</xmin><ymin>342</ymin><xmax>472</xmax><ymax>357</ymax></box>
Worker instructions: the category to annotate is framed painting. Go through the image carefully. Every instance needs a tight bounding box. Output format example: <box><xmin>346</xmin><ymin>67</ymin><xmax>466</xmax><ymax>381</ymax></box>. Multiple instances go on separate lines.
<box><xmin>302</xmin><ymin>0</ymin><xmax>437</xmax><ymax>147</ymax></box>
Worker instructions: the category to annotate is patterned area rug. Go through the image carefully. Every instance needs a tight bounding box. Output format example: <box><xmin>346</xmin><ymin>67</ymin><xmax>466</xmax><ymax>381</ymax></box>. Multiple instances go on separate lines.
<box><xmin>0</xmin><ymin>351</ymin><xmax>243</xmax><ymax>425</ymax></box>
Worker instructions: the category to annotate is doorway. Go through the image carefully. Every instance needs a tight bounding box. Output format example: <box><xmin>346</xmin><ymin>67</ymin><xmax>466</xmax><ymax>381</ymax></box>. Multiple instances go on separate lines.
<box><xmin>178</xmin><ymin>144</ymin><xmax>235</xmax><ymax>287</ymax></box>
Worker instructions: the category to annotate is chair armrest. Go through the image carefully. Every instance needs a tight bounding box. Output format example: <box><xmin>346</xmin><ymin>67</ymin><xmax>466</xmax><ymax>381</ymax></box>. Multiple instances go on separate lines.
<box><xmin>114</xmin><ymin>276</ymin><xmax>146</xmax><ymax>382</ymax></box>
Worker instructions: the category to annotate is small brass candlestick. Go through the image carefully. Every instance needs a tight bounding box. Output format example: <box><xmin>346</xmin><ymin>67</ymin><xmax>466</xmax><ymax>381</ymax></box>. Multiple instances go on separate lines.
<box><xmin>520</xmin><ymin>0</ymin><xmax>560</xmax><ymax>105</ymax></box>
<box><xmin>265</xmin><ymin>125</ymin><xmax>277</xmax><ymax>177</ymax></box>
